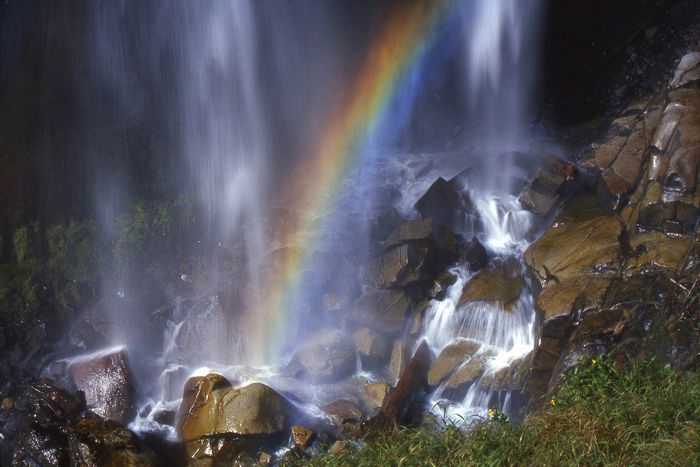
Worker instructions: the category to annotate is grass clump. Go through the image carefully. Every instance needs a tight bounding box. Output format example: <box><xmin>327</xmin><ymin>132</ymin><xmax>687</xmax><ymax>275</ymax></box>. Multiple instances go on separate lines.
<box><xmin>295</xmin><ymin>356</ymin><xmax>700</xmax><ymax>466</ymax></box>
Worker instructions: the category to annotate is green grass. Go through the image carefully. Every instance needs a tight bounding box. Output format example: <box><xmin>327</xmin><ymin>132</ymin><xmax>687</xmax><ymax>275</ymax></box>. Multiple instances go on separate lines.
<box><xmin>290</xmin><ymin>356</ymin><xmax>700</xmax><ymax>466</ymax></box>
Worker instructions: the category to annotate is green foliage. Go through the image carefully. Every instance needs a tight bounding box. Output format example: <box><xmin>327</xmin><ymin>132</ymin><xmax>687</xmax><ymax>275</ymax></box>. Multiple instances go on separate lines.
<box><xmin>294</xmin><ymin>357</ymin><xmax>700</xmax><ymax>466</ymax></box>
<box><xmin>12</xmin><ymin>224</ymin><xmax>32</xmax><ymax>264</ymax></box>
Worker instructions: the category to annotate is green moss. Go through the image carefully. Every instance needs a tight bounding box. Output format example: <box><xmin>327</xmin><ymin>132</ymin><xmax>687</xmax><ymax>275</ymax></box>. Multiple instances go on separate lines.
<box><xmin>12</xmin><ymin>225</ymin><xmax>31</xmax><ymax>265</ymax></box>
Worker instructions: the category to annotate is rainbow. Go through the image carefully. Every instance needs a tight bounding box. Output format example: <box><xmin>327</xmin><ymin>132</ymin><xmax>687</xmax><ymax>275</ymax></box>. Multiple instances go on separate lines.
<box><xmin>243</xmin><ymin>0</ymin><xmax>451</xmax><ymax>365</ymax></box>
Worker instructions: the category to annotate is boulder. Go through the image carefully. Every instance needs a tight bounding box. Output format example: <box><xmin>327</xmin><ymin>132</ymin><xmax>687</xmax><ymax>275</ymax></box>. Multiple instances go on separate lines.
<box><xmin>524</xmin><ymin>212</ymin><xmax>623</xmax><ymax>285</ymax></box>
<box><xmin>414</xmin><ymin>177</ymin><xmax>476</xmax><ymax>227</ymax></box>
<box><xmin>458</xmin><ymin>269</ymin><xmax>524</xmax><ymax>311</ymax></box>
<box><xmin>323</xmin><ymin>399</ymin><xmax>364</xmax><ymax>425</ymax></box>
<box><xmin>293</xmin><ymin>329</ymin><xmax>355</xmax><ymax>383</ymax></box>
<box><xmin>388</xmin><ymin>339</ymin><xmax>411</xmax><ymax>384</ymax></box>
<box><xmin>13</xmin><ymin>425</ymin><xmax>70</xmax><ymax>467</ymax></box>
<box><xmin>366</xmin><ymin>243</ymin><xmax>432</xmax><ymax>288</ymax></box>
<box><xmin>428</xmin><ymin>272</ymin><xmax>458</xmax><ymax>301</ymax></box>
<box><xmin>67</xmin><ymin>418</ymin><xmax>158</xmax><ymax>467</ymax></box>
<box><xmin>352</xmin><ymin>328</ymin><xmax>388</xmax><ymax>364</ymax></box>
<box><xmin>176</xmin><ymin>374</ymin><xmax>232</xmax><ymax>434</ymax></box>
<box><xmin>384</xmin><ymin>219</ymin><xmax>458</xmax><ymax>256</ymax></box>
<box><xmin>442</xmin><ymin>358</ymin><xmax>487</xmax><ymax>399</ymax></box>
<box><xmin>461</xmin><ymin>237</ymin><xmax>489</xmax><ymax>271</ymax></box>
<box><xmin>68</xmin><ymin>348</ymin><xmax>135</xmax><ymax>424</ymax></box>
<box><xmin>427</xmin><ymin>340</ymin><xmax>481</xmax><ymax>386</ymax></box>
<box><xmin>178</xmin><ymin>381</ymin><xmax>290</xmax><ymax>452</ymax></box>
<box><xmin>348</xmin><ymin>290</ymin><xmax>412</xmax><ymax>335</ymax></box>
<box><xmin>360</xmin><ymin>382</ymin><xmax>391</xmax><ymax>413</ymax></box>
<box><xmin>519</xmin><ymin>156</ymin><xmax>576</xmax><ymax>216</ymax></box>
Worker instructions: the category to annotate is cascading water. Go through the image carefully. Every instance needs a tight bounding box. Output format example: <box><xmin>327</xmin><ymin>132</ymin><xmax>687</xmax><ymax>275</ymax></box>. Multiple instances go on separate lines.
<box><xmin>77</xmin><ymin>0</ymin><xmax>547</xmax><ymax>440</ymax></box>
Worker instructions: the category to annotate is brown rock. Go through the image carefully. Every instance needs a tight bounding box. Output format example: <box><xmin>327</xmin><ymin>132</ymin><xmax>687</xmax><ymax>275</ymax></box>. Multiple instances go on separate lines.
<box><xmin>442</xmin><ymin>358</ymin><xmax>486</xmax><ymax>398</ymax></box>
<box><xmin>666</xmin><ymin>144</ymin><xmax>700</xmax><ymax>193</ymax></box>
<box><xmin>323</xmin><ymin>399</ymin><xmax>363</xmax><ymax>425</ymax></box>
<box><xmin>651</xmin><ymin>102</ymin><xmax>683</xmax><ymax>152</ymax></box>
<box><xmin>179</xmin><ymin>382</ymin><xmax>289</xmax><ymax>443</ymax></box>
<box><xmin>458</xmin><ymin>269</ymin><xmax>524</xmax><ymax>310</ymax></box>
<box><xmin>291</xmin><ymin>425</ymin><xmax>315</xmax><ymax>450</ymax></box>
<box><xmin>389</xmin><ymin>339</ymin><xmax>410</xmax><ymax>384</ymax></box>
<box><xmin>524</xmin><ymin>213</ymin><xmax>623</xmax><ymax>285</ymax></box>
<box><xmin>581</xmin><ymin>136</ymin><xmax>626</xmax><ymax>172</ymax></box>
<box><xmin>293</xmin><ymin>329</ymin><xmax>355</xmax><ymax>383</ymax></box>
<box><xmin>625</xmin><ymin>232</ymin><xmax>693</xmax><ymax>276</ymax></box>
<box><xmin>519</xmin><ymin>156</ymin><xmax>576</xmax><ymax>216</ymax></box>
<box><xmin>427</xmin><ymin>340</ymin><xmax>481</xmax><ymax>386</ymax></box>
<box><xmin>68</xmin><ymin>348</ymin><xmax>135</xmax><ymax>423</ymax></box>
<box><xmin>67</xmin><ymin>419</ymin><xmax>158</xmax><ymax>467</ymax></box>
<box><xmin>670</xmin><ymin>51</ymin><xmax>700</xmax><ymax>89</ymax></box>
<box><xmin>352</xmin><ymin>328</ymin><xmax>388</xmax><ymax>363</ymax></box>
<box><xmin>349</xmin><ymin>290</ymin><xmax>412</xmax><ymax>335</ymax></box>
<box><xmin>366</xmin><ymin>243</ymin><xmax>431</xmax><ymax>288</ymax></box>
<box><xmin>361</xmin><ymin>382</ymin><xmax>391</xmax><ymax>412</ymax></box>
<box><xmin>414</xmin><ymin>177</ymin><xmax>475</xmax><ymax>227</ymax></box>
<box><xmin>329</xmin><ymin>440</ymin><xmax>348</xmax><ymax>455</ymax></box>
<box><xmin>176</xmin><ymin>373</ymin><xmax>232</xmax><ymax>434</ymax></box>
<box><xmin>461</xmin><ymin>237</ymin><xmax>489</xmax><ymax>271</ymax></box>
<box><xmin>384</xmin><ymin>218</ymin><xmax>457</xmax><ymax>254</ymax></box>
<box><xmin>364</xmin><ymin>341</ymin><xmax>432</xmax><ymax>432</ymax></box>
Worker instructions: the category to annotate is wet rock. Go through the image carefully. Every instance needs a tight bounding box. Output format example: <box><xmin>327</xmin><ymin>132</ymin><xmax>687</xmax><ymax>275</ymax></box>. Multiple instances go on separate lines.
<box><xmin>364</xmin><ymin>341</ymin><xmax>432</xmax><ymax>432</ymax></box>
<box><xmin>290</xmin><ymin>425</ymin><xmax>315</xmax><ymax>450</ymax></box>
<box><xmin>427</xmin><ymin>272</ymin><xmax>458</xmax><ymax>301</ymax></box>
<box><xmin>360</xmin><ymin>382</ymin><xmax>391</xmax><ymax>413</ymax></box>
<box><xmin>67</xmin><ymin>418</ymin><xmax>158</xmax><ymax>467</ymax></box>
<box><xmin>384</xmin><ymin>218</ymin><xmax>458</xmax><ymax>256</ymax></box>
<box><xmin>524</xmin><ymin>212</ymin><xmax>623</xmax><ymax>285</ymax></box>
<box><xmin>13</xmin><ymin>425</ymin><xmax>70</xmax><ymax>467</ymax></box>
<box><xmin>414</xmin><ymin>177</ymin><xmax>476</xmax><ymax>227</ymax></box>
<box><xmin>178</xmin><ymin>381</ymin><xmax>290</xmax><ymax>459</ymax></box>
<box><xmin>22</xmin><ymin>379</ymin><xmax>83</xmax><ymax>424</ymax></box>
<box><xmin>389</xmin><ymin>339</ymin><xmax>411</xmax><ymax>384</ymax></box>
<box><xmin>176</xmin><ymin>374</ymin><xmax>232</xmax><ymax>434</ymax></box>
<box><xmin>427</xmin><ymin>340</ymin><xmax>481</xmax><ymax>387</ymax></box>
<box><xmin>625</xmin><ymin>232</ymin><xmax>693</xmax><ymax>276</ymax></box>
<box><xmin>458</xmin><ymin>269</ymin><xmax>524</xmax><ymax>311</ymax></box>
<box><xmin>597</xmin><ymin>168</ymin><xmax>632</xmax><ymax>213</ymax></box>
<box><xmin>293</xmin><ymin>329</ymin><xmax>355</xmax><ymax>383</ymax></box>
<box><xmin>581</xmin><ymin>137</ymin><xmax>627</xmax><ymax>173</ymax></box>
<box><xmin>366</xmin><ymin>243</ymin><xmax>432</xmax><ymax>288</ymax></box>
<box><xmin>323</xmin><ymin>399</ymin><xmax>363</xmax><ymax>426</ymax></box>
<box><xmin>442</xmin><ymin>358</ymin><xmax>486</xmax><ymax>400</ymax></box>
<box><xmin>352</xmin><ymin>328</ymin><xmax>388</xmax><ymax>365</ymax></box>
<box><xmin>666</xmin><ymin>144</ymin><xmax>700</xmax><ymax>193</ymax></box>
<box><xmin>461</xmin><ymin>237</ymin><xmax>489</xmax><ymax>271</ymax></box>
<box><xmin>651</xmin><ymin>102</ymin><xmax>683</xmax><ymax>153</ymax></box>
<box><xmin>68</xmin><ymin>348</ymin><xmax>135</xmax><ymax>424</ymax></box>
<box><xmin>670</xmin><ymin>51</ymin><xmax>700</xmax><ymax>89</ymax></box>
<box><xmin>348</xmin><ymin>290</ymin><xmax>412</xmax><ymax>335</ymax></box>
<box><xmin>519</xmin><ymin>156</ymin><xmax>576</xmax><ymax>216</ymax></box>
<box><xmin>368</xmin><ymin>206</ymin><xmax>404</xmax><ymax>242</ymax></box>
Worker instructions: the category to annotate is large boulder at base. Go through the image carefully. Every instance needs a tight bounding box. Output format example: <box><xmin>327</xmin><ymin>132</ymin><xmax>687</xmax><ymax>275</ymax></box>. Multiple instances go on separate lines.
<box><xmin>176</xmin><ymin>374</ymin><xmax>232</xmax><ymax>434</ymax></box>
<box><xmin>68</xmin><ymin>347</ymin><xmax>135</xmax><ymax>424</ymax></box>
<box><xmin>427</xmin><ymin>339</ymin><xmax>481</xmax><ymax>387</ymax></box>
<box><xmin>178</xmin><ymin>380</ymin><xmax>290</xmax><ymax>446</ymax></box>
<box><xmin>67</xmin><ymin>418</ymin><xmax>158</xmax><ymax>467</ymax></box>
<box><xmin>348</xmin><ymin>290</ymin><xmax>412</xmax><ymax>335</ymax></box>
<box><xmin>293</xmin><ymin>329</ymin><xmax>355</xmax><ymax>383</ymax></box>
<box><xmin>414</xmin><ymin>177</ymin><xmax>477</xmax><ymax>227</ymax></box>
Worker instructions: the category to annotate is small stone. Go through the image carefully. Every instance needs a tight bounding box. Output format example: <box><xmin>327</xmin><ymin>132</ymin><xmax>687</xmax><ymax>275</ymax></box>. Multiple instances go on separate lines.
<box><xmin>329</xmin><ymin>440</ymin><xmax>348</xmax><ymax>455</ymax></box>
<box><xmin>1</xmin><ymin>397</ymin><xmax>13</xmax><ymax>410</ymax></box>
<box><xmin>258</xmin><ymin>452</ymin><xmax>272</xmax><ymax>465</ymax></box>
<box><xmin>291</xmin><ymin>425</ymin><xmax>315</xmax><ymax>450</ymax></box>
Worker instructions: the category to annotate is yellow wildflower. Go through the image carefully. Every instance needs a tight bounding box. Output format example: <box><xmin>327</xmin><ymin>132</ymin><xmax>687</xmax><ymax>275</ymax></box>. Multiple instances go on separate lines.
<box><xmin>550</xmin><ymin>398</ymin><xmax>556</xmax><ymax>407</ymax></box>
<box><xmin>592</xmin><ymin>359</ymin><xmax>597</xmax><ymax>365</ymax></box>
<box><xmin>488</xmin><ymin>408</ymin><xmax>495</xmax><ymax>418</ymax></box>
